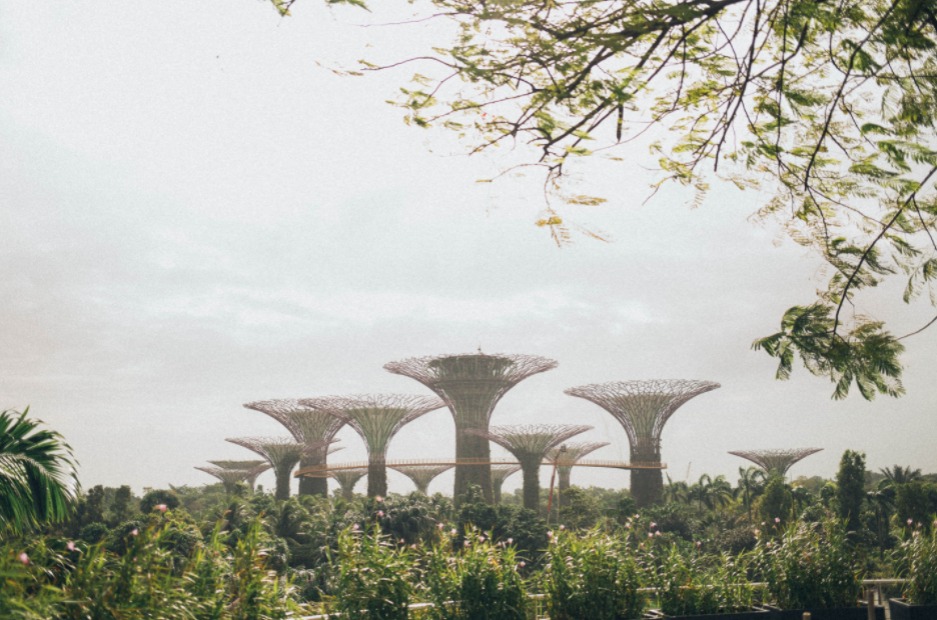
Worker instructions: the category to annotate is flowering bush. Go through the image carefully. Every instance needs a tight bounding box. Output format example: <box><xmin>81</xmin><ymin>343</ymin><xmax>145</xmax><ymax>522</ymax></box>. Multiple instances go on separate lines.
<box><xmin>899</xmin><ymin>523</ymin><xmax>937</xmax><ymax>605</ymax></box>
<box><xmin>334</xmin><ymin>525</ymin><xmax>412</xmax><ymax>620</ymax></box>
<box><xmin>760</xmin><ymin>518</ymin><xmax>861</xmax><ymax>610</ymax></box>
<box><xmin>543</xmin><ymin>528</ymin><xmax>643</xmax><ymax>620</ymax></box>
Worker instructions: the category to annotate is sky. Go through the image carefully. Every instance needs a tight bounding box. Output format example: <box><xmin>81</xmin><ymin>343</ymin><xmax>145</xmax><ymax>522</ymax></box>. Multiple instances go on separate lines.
<box><xmin>2</xmin><ymin>1</ymin><xmax>935</xmax><ymax>498</ymax></box>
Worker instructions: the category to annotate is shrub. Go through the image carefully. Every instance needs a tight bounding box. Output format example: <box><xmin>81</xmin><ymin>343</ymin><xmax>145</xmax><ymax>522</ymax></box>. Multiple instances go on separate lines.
<box><xmin>760</xmin><ymin>518</ymin><xmax>861</xmax><ymax>609</ymax></box>
<box><xmin>543</xmin><ymin>528</ymin><xmax>642</xmax><ymax>620</ymax></box>
<box><xmin>899</xmin><ymin>524</ymin><xmax>937</xmax><ymax>604</ymax></box>
<box><xmin>334</xmin><ymin>526</ymin><xmax>412</xmax><ymax>620</ymax></box>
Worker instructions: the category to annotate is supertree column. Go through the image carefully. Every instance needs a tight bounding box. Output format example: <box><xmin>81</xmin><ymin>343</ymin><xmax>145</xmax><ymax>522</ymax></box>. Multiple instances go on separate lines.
<box><xmin>728</xmin><ymin>448</ymin><xmax>823</xmax><ymax>478</ymax></box>
<box><xmin>565</xmin><ymin>379</ymin><xmax>720</xmax><ymax>507</ymax></box>
<box><xmin>546</xmin><ymin>441</ymin><xmax>610</xmax><ymax>493</ymax></box>
<box><xmin>330</xmin><ymin>467</ymin><xmax>369</xmax><ymax>500</ymax></box>
<box><xmin>300</xmin><ymin>394</ymin><xmax>444</xmax><ymax>498</ymax></box>
<box><xmin>243</xmin><ymin>399</ymin><xmax>347</xmax><ymax>497</ymax></box>
<box><xmin>226</xmin><ymin>437</ymin><xmax>326</xmax><ymax>501</ymax></box>
<box><xmin>490</xmin><ymin>464</ymin><xmax>521</xmax><ymax>504</ymax></box>
<box><xmin>207</xmin><ymin>460</ymin><xmax>271</xmax><ymax>490</ymax></box>
<box><xmin>385</xmin><ymin>353</ymin><xmax>558</xmax><ymax>502</ymax></box>
<box><xmin>469</xmin><ymin>424</ymin><xmax>591</xmax><ymax>511</ymax></box>
<box><xmin>389</xmin><ymin>464</ymin><xmax>454</xmax><ymax>495</ymax></box>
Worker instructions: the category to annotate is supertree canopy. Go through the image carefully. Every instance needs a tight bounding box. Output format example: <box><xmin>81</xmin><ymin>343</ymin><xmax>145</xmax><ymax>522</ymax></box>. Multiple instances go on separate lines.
<box><xmin>469</xmin><ymin>424</ymin><xmax>591</xmax><ymax>511</ymax></box>
<box><xmin>329</xmin><ymin>466</ymin><xmax>370</xmax><ymax>500</ymax></box>
<box><xmin>384</xmin><ymin>352</ymin><xmax>557</xmax><ymax>502</ymax></box>
<box><xmin>195</xmin><ymin>464</ymin><xmax>269</xmax><ymax>494</ymax></box>
<box><xmin>226</xmin><ymin>437</ymin><xmax>327</xmax><ymax>501</ymax></box>
<box><xmin>565</xmin><ymin>379</ymin><xmax>720</xmax><ymax>507</ymax></box>
<box><xmin>205</xmin><ymin>460</ymin><xmax>271</xmax><ymax>490</ymax></box>
<box><xmin>728</xmin><ymin>448</ymin><xmax>824</xmax><ymax>477</ymax></box>
<box><xmin>546</xmin><ymin>441</ymin><xmax>610</xmax><ymax>493</ymax></box>
<box><xmin>389</xmin><ymin>464</ymin><xmax>454</xmax><ymax>495</ymax></box>
<box><xmin>243</xmin><ymin>399</ymin><xmax>347</xmax><ymax>497</ymax></box>
<box><xmin>489</xmin><ymin>463</ymin><xmax>521</xmax><ymax>504</ymax></box>
<box><xmin>300</xmin><ymin>394</ymin><xmax>444</xmax><ymax>498</ymax></box>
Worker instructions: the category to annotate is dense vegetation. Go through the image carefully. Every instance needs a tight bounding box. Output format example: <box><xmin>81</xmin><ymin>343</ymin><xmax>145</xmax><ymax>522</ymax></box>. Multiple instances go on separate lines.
<box><xmin>4</xmin><ymin>410</ymin><xmax>937</xmax><ymax>618</ymax></box>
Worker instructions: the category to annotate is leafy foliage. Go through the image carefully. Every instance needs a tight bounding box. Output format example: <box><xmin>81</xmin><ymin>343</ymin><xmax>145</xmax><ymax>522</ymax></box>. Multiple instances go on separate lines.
<box><xmin>0</xmin><ymin>409</ymin><xmax>78</xmax><ymax>536</ymax></box>
<box><xmin>272</xmin><ymin>0</ymin><xmax>937</xmax><ymax>399</ymax></box>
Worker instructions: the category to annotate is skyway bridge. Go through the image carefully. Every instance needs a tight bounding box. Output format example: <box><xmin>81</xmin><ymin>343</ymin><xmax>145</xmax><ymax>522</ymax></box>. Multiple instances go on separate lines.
<box><xmin>295</xmin><ymin>458</ymin><xmax>666</xmax><ymax>478</ymax></box>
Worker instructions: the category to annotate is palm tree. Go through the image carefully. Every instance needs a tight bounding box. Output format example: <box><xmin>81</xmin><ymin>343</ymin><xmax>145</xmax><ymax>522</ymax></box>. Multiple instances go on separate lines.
<box><xmin>736</xmin><ymin>466</ymin><xmax>766</xmax><ymax>522</ymax></box>
<box><xmin>0</xmin><ymin>408</ymin><xmax>78</xmax><ymax>535</ymax></box>
<box><xmin>879</xmin><ymin>464</ymin><xmax>922</xmax><ymax>488</ymax></box>
<box><xmin>663</xmin><ymin>474</ymin><xmax>689</xmax><ymax>504</ymax></box>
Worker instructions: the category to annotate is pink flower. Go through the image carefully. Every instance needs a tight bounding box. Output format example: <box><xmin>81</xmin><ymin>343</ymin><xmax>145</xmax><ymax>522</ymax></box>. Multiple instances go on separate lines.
<box><xmin>546</xmin><ymin>531</ymin><xmax>553</xmax><ymax>539</ymax></box>
<box><xmin>774</xmin><ymin>517</ymin><xmax>780</xmax><ymax>524</ymax></box>
<box><xmin>377</xmin><ymin>510</ymin><xmax>385</xmax><ymax>518</ymax></box>
<box><xmin>130</xmin><ymin>528</ymin><xmax>139</xmax><ymax>537</ymax></box>
<box><xmin>464</xmin><ymin>540</ymin><xmax>470</xmax><ymax>547</ymax></box>
<box><xmin>375</xmin><ymin>496</ymin><xmax>384</xmax><ymax>503</ymax></box>
<box><xmin>648</xmin><ymin>532</ymin><xmax>654</xmax><ymax>538</ymax></box>
<box><xmin>18</xmin><ymin>552</ymin><xmax>29</xmax><ymax>565</ymax></box>
<box><xmin>559</xmin><ymin>524</ymin><xmax>565</xmax><ymax>530</ymax></box>
<box><xmin>352</xmin><ymin>523</ymin><xmax>360</xmax><ymax>532</ymax></box>
<box><xmin>450</xmin><ymin>528</ymin><xmax>458</xmax><ymax>536</ymax></box>
<box><xmin>506</xmin><ymin>537</ymin><xmax>513</xmax><ymax>545</ymax></box>
<box><xmin>437</xmin><ymin>522</ymin><xmax>445</xmax><ymax>530</ymax></box>
<box><xmin>696</xmin><ymin>541</ymin><xmax>702</xmax><ymax>548</ymax></box>
<box><xmin>908</xmin><ymin>518</ymin><xmax>914</xmax><ymax>525</ymax></box>
<box><xmin>655</xmin><ymin>531</ymin><xmax>661</xmax><ymax>537</ymax></box>
<box><xmin>650</xmin><ymin>522</ymin><xmax>657</xmax><ymax>529</ymax></box>
<box><xmin>155</xmin><ymin>504</ymin><xmax>168</xmax><ymax>513</ymax></box>
<box><xmin>66</xmin><ymin>541</ymin><xmax>76</xmax><ymax>552</ymax></box>
<box><xmin>517</xmin><ymin>561</ymin><xmax>526</xmax><ymax>568</ymax></box>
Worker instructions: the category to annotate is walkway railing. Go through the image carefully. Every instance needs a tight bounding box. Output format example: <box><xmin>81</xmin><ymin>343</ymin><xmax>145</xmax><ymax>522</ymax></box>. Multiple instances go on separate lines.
<box><xmin>296</xmin><ymin>458</ymin><xmax>666</xmax><ymax>477</ymax></box>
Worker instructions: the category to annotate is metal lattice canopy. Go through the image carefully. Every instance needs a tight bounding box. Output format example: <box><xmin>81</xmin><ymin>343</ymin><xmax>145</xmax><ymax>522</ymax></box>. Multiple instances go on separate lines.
<box><xmin>207</xmin><ymin>460</ymin><xmax>268</xmax><ymax>471</ymax></box>
<box><xmin>470</xmin><ymin>424</ymin><xmax>592</xmax><ymax>510</ymax></box>
<box><xmin>389</xmin><ymin>464</ymin><xmax>454</xmax><ymax>494</ymax></box>
<box><xmin>300</xmin><ymin>393</ymin><xmax>444</xmax><ymax>497</ymax></box>
<box><xmin>546</xmin><ymin>441</ymin><xmax>610</xmax><ymax>466</ymax></box>
<box><xmin>384</xmin><ymin>352</ymin><xmax>557</xmax><ymax>500</ymax></box>
<box><xmin>300</xmin><ymin>394</ymin><xmax>444</xmax><ymax>458</ymax></box>
<box><xmin>545</xmin><ymin>441</ymin><xmax>609</xmax><ymax>491</ymax></box>
<box><xmin>472</xmin><ymin>424</ymin><xmax>594</xmax><ymax>464</ymax></box>
<box><xmin>728</xmin><ymin>448</ymin><xmax>824</xmax><ymax>476</ymax></box>
<box><xmin>226</xmin><ymin>436</ymin><xmax>333</xmax><ymax>499</ymax></box>
<box><xmin>564</xmin><ymin>380</ymin><xmax>720</xmax><ymax>457</ymax></box>
<box><xmin>195</xmin><ymin>465</ymin><xmax>269</xmax><ymax>489</ymax></box>
<box><xmin>384</xmin><ymin>353</ymin><xmax>558</xmax><ymax>426</ymax></box>
<box><xmin>243</xmin><ymin>399</ymin><xmax>347</xmax><ymax>448</ymax></box>
<box><xmin>329</xmin><ymin>466</ymin><xmax>370</xmax><ymax>499</ymax></box>
<box><xmin>490</xmin><ymin>463</ymin><xmax>522</xmax><ymax>482</ymax></box>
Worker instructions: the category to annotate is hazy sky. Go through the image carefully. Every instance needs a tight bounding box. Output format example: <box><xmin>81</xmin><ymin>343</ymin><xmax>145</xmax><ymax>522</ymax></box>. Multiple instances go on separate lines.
<box><xmin>2</xmin><ymin>1</ymin><xmax>935</xmax><ymax>497</ymax></box>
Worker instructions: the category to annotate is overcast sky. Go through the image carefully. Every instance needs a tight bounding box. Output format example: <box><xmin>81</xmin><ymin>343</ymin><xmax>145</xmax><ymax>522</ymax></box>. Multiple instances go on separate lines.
<box><xmin>2</xmin><ymin>1</ymin><xmax>935</xmax><ymax>497</ymax></box>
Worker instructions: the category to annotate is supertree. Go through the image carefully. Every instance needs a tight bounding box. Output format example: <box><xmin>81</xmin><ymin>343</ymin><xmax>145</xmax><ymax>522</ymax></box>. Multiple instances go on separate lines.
<box><xmin>565</xmin><ymin>379</ymin><xmax>720</xmax><ymax>507</ymax></box>
<box><xmin>384</xmin><ymin>352</ymin><xmax>557</xmax><ymax>502</ymax></box>
<box><xmin>300</xmin><ymin>394</ymin><xmax>444</xmax><ymax>498</ymax></box>
<box><xmin>226</xmin><ymin>437</ymin><xmax>327</xmax><ymax>501</ymax></box>
<box><xmin>329</xmin><ymin>466</ymin><xmax>369</xmax><ymax>500</ymax></box>
<box><xmin>389</xmin><ymin>464</ymin><xmax>454</xmax><ymax>495</ymax></box>
<box><xmin>243</xmin><ymin>399</ymin><xmax>347</xmax><ymax>497</ymax></box>
<box><xmin>468</xmin><ymin>424</ymin><xmax>591</xmax><ymax>511</ymax></box>
<box><xmin>195</xmin><ymin>464</ymin><xmax>270</xmax><ymax>494</ymax></box>
<box><xmin>490</xmin><ymin>464</ymin><xmax>521</xmax><ymax>504</ymax></box>
<box><xmin>545</xmin><ymin>441</ymin><xmax>610</xmax><ymax>493</ymax></box>
<box><xmin>206</xmin><ymin>459</ymin><xmax>271</xmax><ymax>489</ymax></box>
<box><xmin>728</xmin><ymin>448</ymin><xmax>824</xmax><ymax>477</ymax></box>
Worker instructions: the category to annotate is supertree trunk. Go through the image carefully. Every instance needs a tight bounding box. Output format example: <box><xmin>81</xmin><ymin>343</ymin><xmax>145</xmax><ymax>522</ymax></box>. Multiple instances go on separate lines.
<box><xmin>456</xmin><ymin>425</ymin><xmax>492</xmax><ymax>500</ymax></box>
<box><xmin>274</xmin><ymin>463</ymin><xmax>292</xmax><ymax>501</ymax></box>
<box><xmin>520</xmin><ymin>460</ymin><xmax>541</xmax><ymax>512</ymax></box>
<box><xmin>299</xmin><ymin>465</ymin><xmax>328</xmax><ymax>496</ymax></box>
<box><xmin>557</xmin><ymin>467</ymin><xmax>572</xmax><ymax>493</ymax></box>
<box><xmin>630</xmin><ymin>444</ymin><xmax>663</xmax><ymax>508</ymax></box>
<box><xmin>367</xmin><ymin>457</ymin><xmax>387</xmax><ymax>498</ymax></box>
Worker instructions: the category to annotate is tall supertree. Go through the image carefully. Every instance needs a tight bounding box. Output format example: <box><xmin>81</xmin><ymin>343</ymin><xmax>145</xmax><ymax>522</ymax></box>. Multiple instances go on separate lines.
<box><xmin>469</xmin><ymin>424</ymin><xmax>591</xmax><ymax>511</ymax></box>
<box><xmin>389</xmin><ymin>464</ymin><xmax>454</xmax><ymax>495</ymax></box>
<box><xmin>226</xmin><ymin>437</ymin><xmax>326</xmax><ymax>501</ymax></box>
<box><xmin>207</xmin><ymin>460</ymin><xmax>271</xmax><ymax>490</ymax></box>
<box><xmin>728</xmin><ymin>448</ymin><xmax>823</xmax><ymax>477</ymax></box>
<box><xmin>243</xmin><ymin>399</ymin><xmax>347</xmax><ymax>497</ymax></box>
<box><xmin>329</xmin><ymin>466</ymin><xmax>369</xmax><ymax>500</ymax></box>
<box><xmin>565</xmin><ymin>379</ymin><xmax>720</xmax><ymax>507</ymax></box>
<box><xmin>546</xmin><ymin>441</ymin><xmax>610</xmax><ymax>493</ymax></box>
<box><xmin>300</xmin><ymin>394</ymin><xmax>444</xmax><ymax>498</ymax></box>
<box><xmin>384</xmin><ymin>352</ymin><xmax>557</xmax><ymax>502</ymax></box>
<box><xmin>490</xmin><ymin>464</ymin><xmax>521</xmax><ymax>504</ymax></box>
<box><xmin>195</xmin><ymin>464</ymin><xmax>270</xmax><ymax>494</ymax></box>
